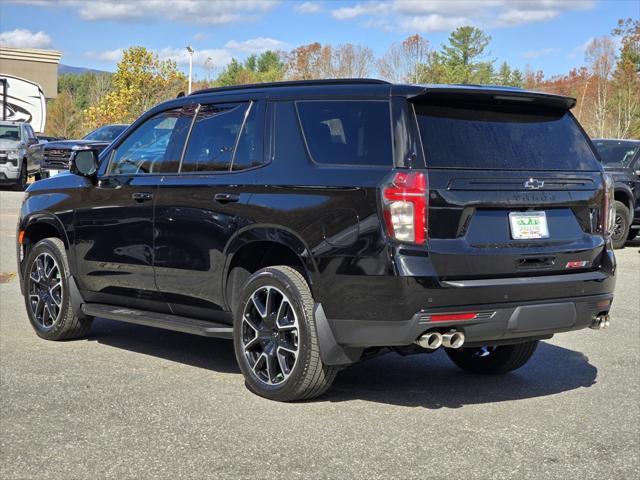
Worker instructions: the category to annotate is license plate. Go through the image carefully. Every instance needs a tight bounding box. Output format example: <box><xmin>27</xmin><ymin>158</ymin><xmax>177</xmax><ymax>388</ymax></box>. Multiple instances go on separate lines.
<box><xmin>47</xmin><ymin>169</ymin><xmax>63</xmax><ymax>177</ymax></box>
<box><xmin>509</xmin><ymin>211</ymin><xmax>549</xmax><ymax>240</ymax></box>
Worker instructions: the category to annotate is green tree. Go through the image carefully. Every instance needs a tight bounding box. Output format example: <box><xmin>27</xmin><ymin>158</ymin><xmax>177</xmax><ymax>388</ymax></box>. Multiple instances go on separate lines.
<box><xmin>495</xmin><ymin>62</ymin><xmax>524</xmax><ymax>87</ymax></box>
<box><xmin>215</xmin><ymin>51</ymin><xmax>284</xmax><ymax>86</ymax></box>
<box><xmin>440</xmin><ymin>26</ymin><xmax>494</xmax><ymax>84</ymax></box>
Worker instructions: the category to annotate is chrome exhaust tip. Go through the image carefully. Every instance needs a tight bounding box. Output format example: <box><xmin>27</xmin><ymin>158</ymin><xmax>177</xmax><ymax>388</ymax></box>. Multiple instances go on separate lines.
<box><xmin>590</xmin><ymin>314</ymin><xmax>610</xmax><ymax>330</ymax></box>
<box><xmin>415</xmin><ymin>332</ymin><xmax>443</xmax><ymax>350</ymax></box>
<box><xmin>442</xmin><ymin>331</ymin><xmax>465</xmax><ymax>349</ymax></box>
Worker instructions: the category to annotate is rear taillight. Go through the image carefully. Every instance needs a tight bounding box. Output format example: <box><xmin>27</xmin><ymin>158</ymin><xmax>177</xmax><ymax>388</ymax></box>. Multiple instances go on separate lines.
<box><xmin>381</xmin><ymin>170</ymin><xmax>428</xmax><ymax>244</ymax></box>
<box><xmin>602</xmin><ymin>173</ymin><xmax>615</xmax><ymax>237</ymax></box>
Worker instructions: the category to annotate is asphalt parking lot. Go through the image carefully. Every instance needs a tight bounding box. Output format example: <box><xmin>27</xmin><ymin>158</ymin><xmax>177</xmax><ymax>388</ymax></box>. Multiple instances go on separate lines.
<box><xmin>0</xmin><ymin>188</ymin><xmax>638</xmax><ymax>480</ymax></box>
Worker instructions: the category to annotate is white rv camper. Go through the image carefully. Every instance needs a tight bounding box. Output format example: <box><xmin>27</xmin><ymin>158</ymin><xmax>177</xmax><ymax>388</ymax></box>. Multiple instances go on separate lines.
<box><xmin>0</xmin><ymin>75</ymin><xmax>47</xmax><ymax>133</ymax></box>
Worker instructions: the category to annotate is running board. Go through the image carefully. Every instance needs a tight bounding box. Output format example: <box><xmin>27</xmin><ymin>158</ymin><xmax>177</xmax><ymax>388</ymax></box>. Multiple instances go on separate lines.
<box><xmin>81</xmin><ymin>303</ymin><xmax>234</xmax><ymax>339</ymax></box>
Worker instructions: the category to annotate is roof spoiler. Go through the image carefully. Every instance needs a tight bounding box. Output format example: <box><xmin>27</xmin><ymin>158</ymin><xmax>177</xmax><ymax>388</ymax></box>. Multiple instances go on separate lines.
<box><xmin>408</xmin><ymin>86</ymin><xmax>576</xmax><ymax>110</ymax></box>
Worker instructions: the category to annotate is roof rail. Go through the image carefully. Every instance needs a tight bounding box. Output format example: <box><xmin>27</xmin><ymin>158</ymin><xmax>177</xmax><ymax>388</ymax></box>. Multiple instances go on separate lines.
<box><xmin>190</xmin><ymin>78</ymin><xmax>391</xmax><ymax>96</ymax></box>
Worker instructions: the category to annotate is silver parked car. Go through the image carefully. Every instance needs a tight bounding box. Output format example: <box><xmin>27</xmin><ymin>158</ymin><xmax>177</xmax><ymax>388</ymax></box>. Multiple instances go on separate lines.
<box><xmin>0</xmin><ymin>121</ymin><xmax>43</xmax><ymax>190</ymax></box>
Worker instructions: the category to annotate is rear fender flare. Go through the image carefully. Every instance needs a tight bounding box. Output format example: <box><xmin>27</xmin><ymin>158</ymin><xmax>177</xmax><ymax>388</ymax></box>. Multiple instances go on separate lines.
<box><xmin>222</xmin><ymin>225</ymin><xmax>318</xmax><ymax>307</ymax></box>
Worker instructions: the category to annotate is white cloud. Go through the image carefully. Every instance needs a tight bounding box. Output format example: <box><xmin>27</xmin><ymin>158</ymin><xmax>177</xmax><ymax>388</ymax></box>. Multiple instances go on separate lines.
<box><xmin>11</xmin><ymin>0</ymin><xmax>279</xmax><ymax>25</ymax></box>
<box><xmin>89</xmin><ymin>36</ymin><xmax>286</xmax><ymax>69</ymax></box>
<box><xmin>93</xmin><ymin>48</ymin><xmax>124</xmax><ymax>62</ymax></box>
<box><xmin>522</xmin><ymin>47</ymin><xmax>560</xmax><ymax>59</ymax></box>
<box><xmin>496</xmin><ymin>9</ymin><xmax>558</xmax><ymax>26</ymax></box>
<box><xmin>329</xmin><ymin>0</ymin><xmax>596</xmax><ymax>32</ymax></box>
<box><xmin>295</xmin><ymin>1</ymin><xmax>322</xmax><ymax>14</ymax></box>
<box><xmin>399</xmin><ymin>14</ymin><xmax>469</xmax><ymax>33</ymax></box>
<box><xmin>193</xmin><ymin>32</ymin><xmax>210</xmax><ymax>41</ymax></box>
<box><xmin>331</xmin><ymin>2</ymin><xmax>389</xmax><ymax>20</ymax></box>
<box><xmin>0</xmin><ymin>28</ymin><xmax>53</xmax><ymax>48</ymax></box>
<box><xmin>156</xmin><ymin>47</ymin><xmax>232</xmax><ymax>67</ymax></box>
<box><xmin>568</xmin><ymin>37</ymin><xmax>594</xmax><ymax>59</ymax></box>
<box><xmin>224</xmin><ymin>37</ymin><xmax>288</xmax><ymax>54</ymax></box>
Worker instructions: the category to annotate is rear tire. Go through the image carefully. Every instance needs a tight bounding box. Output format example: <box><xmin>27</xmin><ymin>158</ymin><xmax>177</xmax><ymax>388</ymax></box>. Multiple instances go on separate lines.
<box><xmin>23</xmin><ymin>238</ymin><xmax>92</xmax><ymax>340</ymax></box>
<box><xmin>233</xmin><ymin>265</ymin><xmax>338</xmax><ymax>401</ymax></box>
<box><xmin>611</xmin><ymin>200</ymin><xmax>631</xmax><ymax>249</ymax></box>
<box><xmin>445</xmin><ymin>340</ymin><xmax>539</xmax><ymax>374</ymax></box>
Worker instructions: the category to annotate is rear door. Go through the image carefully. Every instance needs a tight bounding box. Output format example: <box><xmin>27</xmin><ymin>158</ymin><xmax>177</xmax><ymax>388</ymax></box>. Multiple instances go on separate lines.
<box><xmin>411</xmin><ymin>92</ymin><xmax>606</xmax><ymax>279</ymax></box>
<box><xmin>153</xmin><ymin>99</ymin><xmax>266</xmax><ymax>320</ymax></box>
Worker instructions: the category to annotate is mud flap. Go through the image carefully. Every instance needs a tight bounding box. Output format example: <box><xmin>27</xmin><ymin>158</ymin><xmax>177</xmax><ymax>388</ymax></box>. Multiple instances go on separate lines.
<box><xmin>314</xmin><ymin>303</ymin><xmax>363</xmax><ymax>366</ymax></box>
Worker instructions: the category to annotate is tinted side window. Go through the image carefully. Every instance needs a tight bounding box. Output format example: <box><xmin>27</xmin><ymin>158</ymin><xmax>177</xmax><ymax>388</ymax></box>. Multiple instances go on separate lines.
<box><xmin>232</xmin><ymin>102</ymin><xmax>264</xmax><ymax>171</ymax></box>
<box><xmin>109</xmin><ymin>107</ymin><xmax>193</xmax><ymax>175</ymax></box>
<box><xmin>296</xmin><ymin>101</ymin><xmax>392</xmax><ymax>166</ymax></box>
<box><xmin>182</xmin><ymin>103</ymin><xmax>247</xmax><ymax>172</ymax></box>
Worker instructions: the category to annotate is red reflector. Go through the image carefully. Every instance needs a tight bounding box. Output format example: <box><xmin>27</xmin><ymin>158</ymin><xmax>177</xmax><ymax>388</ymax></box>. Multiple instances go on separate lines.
<box><xmin>431</xmin><ymin>313</ymin><xmax>477</xmax><ymax>322</ymax></box>
<box><xmin>566</xmin><ymin>261</ymin><xmax>588</xmax><ymax>269</ymax></box>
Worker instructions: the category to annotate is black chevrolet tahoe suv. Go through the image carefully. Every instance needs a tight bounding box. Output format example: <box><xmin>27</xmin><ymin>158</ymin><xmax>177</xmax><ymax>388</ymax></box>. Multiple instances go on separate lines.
<box><xmin>17</xmin><ymin>80</ymin><xmax>616</xmax><ymax>401</ymax></box>
<box><xmin>592</xmin><ymin>139</ymin><xmax>640</xmax><ymax>249</ymax></box>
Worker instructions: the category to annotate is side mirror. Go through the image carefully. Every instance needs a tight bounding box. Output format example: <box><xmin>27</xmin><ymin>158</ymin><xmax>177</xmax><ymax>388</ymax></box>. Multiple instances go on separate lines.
<box><xmin>70</xmin><ymin>148</ymin><xmax>99</xmax><ymax>178</ymax></box>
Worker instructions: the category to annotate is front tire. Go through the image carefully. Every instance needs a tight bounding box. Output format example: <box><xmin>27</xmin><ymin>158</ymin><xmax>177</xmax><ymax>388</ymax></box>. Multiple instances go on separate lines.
<box><xmin>445</xmin><ymin>340</ymin><xmax>539</xmax><ymax>374</ymax></box>
<box><xmin>611</xmin><ymin>200</ymin><xmax>631</xmax><ymax>249</ymax></box>
<box><xmin>23</xmin><ymin>238</ymin><xmax>92</xmax><ymax>340</ymax></box>
<box><xmin>233</xmin><ymin>265</ymin><xmax>338</xmax><ymax>401</ymax></box>
<box><xmin>12</xmin><ymin>161</ymin><xmax>27</xmax><ymax>191</ymax></box>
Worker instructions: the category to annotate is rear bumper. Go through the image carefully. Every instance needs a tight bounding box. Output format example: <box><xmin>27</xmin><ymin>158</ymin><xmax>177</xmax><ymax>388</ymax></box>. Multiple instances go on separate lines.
<box><xmin>327</xmin><ymin>292</ymin><xmax>614</xmax><ymax>348</ymax></box>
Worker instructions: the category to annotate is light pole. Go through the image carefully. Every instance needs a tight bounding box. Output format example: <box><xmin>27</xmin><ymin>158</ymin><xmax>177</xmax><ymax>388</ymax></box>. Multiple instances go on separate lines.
<box><xmin>186</xmin><ymin>46</ymin><xmax>194</xmax><ymax>94</ymax></box>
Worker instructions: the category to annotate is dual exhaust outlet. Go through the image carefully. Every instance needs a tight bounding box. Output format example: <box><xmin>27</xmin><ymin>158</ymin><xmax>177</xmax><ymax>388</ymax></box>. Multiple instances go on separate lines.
<box><xmin>590</xmin><ymin>313</ymin><xmax>610</xmax><ymax>330</ymax></box>
<box><xmin>415</xmin><ymin>330</ymin><xmax>465</xmax><ymax>350</ymax></box>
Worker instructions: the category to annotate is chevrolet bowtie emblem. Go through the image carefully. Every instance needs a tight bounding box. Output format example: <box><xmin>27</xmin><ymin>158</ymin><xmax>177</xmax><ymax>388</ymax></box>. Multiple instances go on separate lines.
<box><xmin>524</xmin><ymin>178</ymin><xmax>544</xmax><ymax>190</ymax></box>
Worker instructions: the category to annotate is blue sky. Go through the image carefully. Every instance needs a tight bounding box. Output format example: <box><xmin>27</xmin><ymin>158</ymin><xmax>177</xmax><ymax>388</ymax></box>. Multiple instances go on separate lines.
<box><xmin>1</xmin><ymin>0</ymin><xmax>638</xmax><ymax>80</ymax></box>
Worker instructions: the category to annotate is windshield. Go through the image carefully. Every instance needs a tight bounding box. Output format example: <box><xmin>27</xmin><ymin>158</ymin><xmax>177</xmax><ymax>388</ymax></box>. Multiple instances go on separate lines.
<box><xmin>0</xmin><ymin>126</ymin><xmax>21</xmax><ymax>142</ymax></box>
<box><xmin>415</xmin><ymin>102</ymin><xmax>601</xmax><ymax>171</ymax></box>
<box><xmin>83</xmin><ymin>125</ymin><xmax>126</xmax><ymax>142</ymax></box>
<box><xmin>593</xmin><ymin>140</ymin><xmax>639</xmax><ymax>167</ymax></box>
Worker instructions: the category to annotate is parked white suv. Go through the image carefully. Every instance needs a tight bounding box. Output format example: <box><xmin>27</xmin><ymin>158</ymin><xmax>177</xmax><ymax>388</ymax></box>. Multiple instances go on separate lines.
<box><xmin>0</xmin><ymin>121</ymin><xmax>42</xmax><ymax>190</ymax></box>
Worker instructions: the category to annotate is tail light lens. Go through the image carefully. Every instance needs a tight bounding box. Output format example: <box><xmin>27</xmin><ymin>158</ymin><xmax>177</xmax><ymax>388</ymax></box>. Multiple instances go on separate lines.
<box><xmin>602</xmin><ymin>173</ymin><xmax>615</xmax><ymax>237</ymax></box>
<box><xmin>381</xmin><ymin>170</ymin><xmax>428</xmax><ymax>244</ymax></box>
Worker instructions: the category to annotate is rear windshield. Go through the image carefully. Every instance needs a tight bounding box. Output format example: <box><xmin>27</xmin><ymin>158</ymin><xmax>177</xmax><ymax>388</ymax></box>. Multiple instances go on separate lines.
<box><xmin>415</xmin><ymin>103</ymin><xmax>601</xmax><ymax>170</ymax></box>
<box><xmin>84</xmin><ymin>125</ymin><xmax>127</xmax><ymax>142</ymax></box>
<box><xmin>593</xmin><ymin>140</ymin><xmax>639</xmax><ymax>167</ymax></box>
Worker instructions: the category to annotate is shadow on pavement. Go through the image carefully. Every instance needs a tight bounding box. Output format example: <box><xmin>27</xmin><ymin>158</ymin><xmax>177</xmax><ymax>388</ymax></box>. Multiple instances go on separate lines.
<box><xmin>88</xmin><ymin>318</ymin><xmax>240</xmax><ymax>374</ymax></box>
<box><xmin>88</xmin><ymin>318</ymin><xmax>597</xmax><ymax>408</ymax></box>
<box><xmin>326</xmin><ymin>341</ymin><xmax>597</xmax><ymax>408</ymax></box>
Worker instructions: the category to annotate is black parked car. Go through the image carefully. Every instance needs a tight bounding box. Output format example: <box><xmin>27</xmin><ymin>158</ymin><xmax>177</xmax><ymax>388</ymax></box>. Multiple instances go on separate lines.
<box><xmin>40</xmin><ymin>124</ymin><xmax>128</xmax><ymax>178</ymax></box>
<box><xmin>17</xmin><ymin>80</ymin><xmax>616</xmax><ymax>401</ymax></box>
<box><xmin>592</xmin><ymin>139</ymin><xmax>640</xmax><ymax>248</ymax></box>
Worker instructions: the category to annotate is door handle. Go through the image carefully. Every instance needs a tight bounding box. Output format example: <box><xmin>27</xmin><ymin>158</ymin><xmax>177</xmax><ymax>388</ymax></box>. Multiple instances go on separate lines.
<box><xmin>131</xmin><ymin>192</ymin><xmax>153</xmax><ymax>202</ymax></box>
<box><xmin>214</xmin><ymin>193</ymin><xmax>240</xmax><ymax>204</ymax></box>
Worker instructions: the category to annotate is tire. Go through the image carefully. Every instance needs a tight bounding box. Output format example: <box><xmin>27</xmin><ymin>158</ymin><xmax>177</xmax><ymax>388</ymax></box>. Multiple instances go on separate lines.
<box><xmin>233</xmin><ymin>265</ymin><xmax>339</xmax><ymax>401</ymax></box>
<box><xmin>12</xmin><ymin>161</ymin><xmax>27</xmax><ymax>191</ymax></box>
<box><xmin>611</xmin><ymin>200</ymin><xmax>631</xmax><ymax>249</ymax></box>
<box><xmin>23</xmin><ymin>238</ymin><xmax>92</xmax><ymax>341</ymax></box>
<box><xmin>445</xmin><ymin>340</ymin><xmax>539</xmax><ymax>375</ymax></box>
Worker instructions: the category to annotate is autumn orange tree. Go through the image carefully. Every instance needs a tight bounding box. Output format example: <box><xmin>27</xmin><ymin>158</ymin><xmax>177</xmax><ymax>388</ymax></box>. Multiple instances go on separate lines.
<box><xmin>85</xmin><ymin>46</ymin><xmax>186</xmax><ymax>129</ymax></box>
